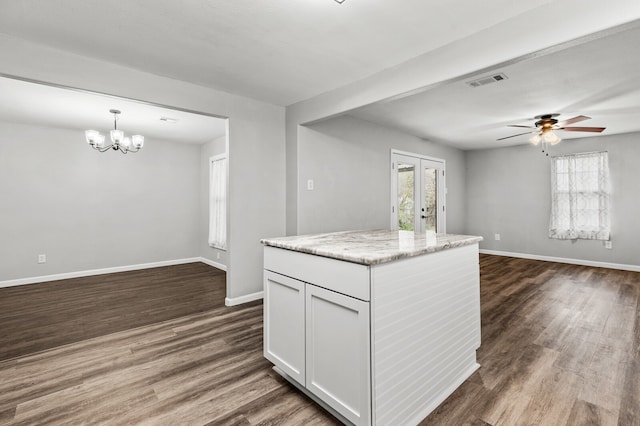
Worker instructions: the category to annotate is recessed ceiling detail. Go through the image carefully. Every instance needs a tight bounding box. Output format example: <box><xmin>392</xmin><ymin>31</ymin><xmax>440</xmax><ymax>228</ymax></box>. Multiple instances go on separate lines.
<box><xmin>0</xmin><ymin>77</ymin><xmax>226</xmax><ymax>145</ymax></box>
<box><xmin>349</xmin><ymin>24</ymin><xmax>640</xmax><ymax>150</ymax></box>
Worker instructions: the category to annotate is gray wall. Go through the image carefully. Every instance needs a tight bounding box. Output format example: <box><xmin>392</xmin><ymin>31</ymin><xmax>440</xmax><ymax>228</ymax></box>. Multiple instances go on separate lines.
<box><xmin>0</xmin><ymin>36</ymin><xmax>286</xmax><ymax>301</ymax></box>
<box><xmin>199</xmin><ymin>135</ymin><xmax>228</xmax><ymax>267</ymax></box>
<box><xmin>298</xmin><ymin>115</ymin><xmax>466</xmax><ymax>235</ymax></box>
<box><xmin>0</xmin><ymin>121</ymin><xmax>201</xmax><ymax>281</ymax></box>
<box><xmin>282</xmin><ymin>7</ymin><xmax>640</xmax><ymax>236</ymax></box>
<box><xmin>465</xmin><ymin>132</ymin><xmax>640</xmax><ymax>266</ymax></box>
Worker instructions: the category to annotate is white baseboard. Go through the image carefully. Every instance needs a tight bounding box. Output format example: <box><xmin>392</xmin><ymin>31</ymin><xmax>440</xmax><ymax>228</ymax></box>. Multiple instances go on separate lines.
<box><xmin>1</xmin><ymin>258</ymin><xmax>264</xmax><ymax>307</ymax></box>
<box><xmin>198</xmin><ymin>257</ymin><xmax>227</xmax><ymax>271</ymax></box>
<box><xmin>0</xmin><ymin>257</ymin><xmax>221</xmax><ymax>289</ymax></box>
<box><xmin>225</xmin><ymin>291</ymin><xmax>264</xmax><ymax>306</ymax></box>
<box><xmin>480</xmin><ymin>249</ymin><xmax>640</xmax><ymax>272</ymax></box>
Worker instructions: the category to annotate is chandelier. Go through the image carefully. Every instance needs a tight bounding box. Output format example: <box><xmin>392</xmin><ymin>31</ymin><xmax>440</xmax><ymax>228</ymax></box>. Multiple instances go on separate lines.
<box><xmin>85</xmin><ymin>109</ymin><xmax>144</xmax><ymax>154</ymax></box>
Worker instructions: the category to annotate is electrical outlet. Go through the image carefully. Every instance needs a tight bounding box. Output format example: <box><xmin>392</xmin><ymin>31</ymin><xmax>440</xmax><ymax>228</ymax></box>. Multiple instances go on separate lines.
<box><xmin>604</xmin><ymin>241</ymin><xmax>612</xmax><ymax>249</ymax></box>
<box><xmin>494</xmin><ymin>234</ymin><xmax>501</xmax><ymax>241</ymax></box>
<box><xmin>38</xmin><ymin>254</ymin><xmax>46</xmax><ymax>264</ymax></box>
<box><xmin>216</xmin><ymin>252</ymin><xmax>221</xmax><ymax>259</ymax></box>
<box><xmin>307</xmin><ymin>179</ymin><xmax>314</xmax><ymax>190</ymax></box>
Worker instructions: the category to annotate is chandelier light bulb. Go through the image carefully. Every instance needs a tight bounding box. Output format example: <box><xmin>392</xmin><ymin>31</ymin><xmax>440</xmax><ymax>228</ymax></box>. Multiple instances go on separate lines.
<box><xmin>132</xmin><ymin>135</ymin><xmax>144</xmax><ymax>149</ymax></box>
<box><xmin>85</xmin><ymin>130</ymin><xmax>99</xmax><ymax>146</ymax></box>
<box><xmin>95</xmin><ymin>133</ymin><xmax>105</xmax><ymax>148</ymax></box>
<box><xmin>110</xmin><ymin>129</ymin><xmax>124</xmax><ymax>145</ymax></box>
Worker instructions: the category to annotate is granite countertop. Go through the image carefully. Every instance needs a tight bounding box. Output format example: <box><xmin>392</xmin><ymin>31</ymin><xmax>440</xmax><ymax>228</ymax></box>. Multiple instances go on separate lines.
<box><xmin>260</xmin><ymin>229</ymin><xmax>483</xmax><ymax>265</ymax></box>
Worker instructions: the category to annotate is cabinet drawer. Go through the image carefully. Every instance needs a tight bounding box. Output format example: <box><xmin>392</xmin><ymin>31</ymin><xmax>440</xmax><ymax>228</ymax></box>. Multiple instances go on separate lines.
<box><xmin>264</xmin><ymin>246</ymin><xmax>370</xmax><ymax>301</ymax></box>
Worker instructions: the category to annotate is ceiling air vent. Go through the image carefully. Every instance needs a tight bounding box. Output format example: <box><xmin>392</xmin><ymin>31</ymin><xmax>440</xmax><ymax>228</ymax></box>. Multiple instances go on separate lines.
<box><xmin>466</xmin><ymin>73</ymin><xmax>508</xmax><ymax>88</ymax></box>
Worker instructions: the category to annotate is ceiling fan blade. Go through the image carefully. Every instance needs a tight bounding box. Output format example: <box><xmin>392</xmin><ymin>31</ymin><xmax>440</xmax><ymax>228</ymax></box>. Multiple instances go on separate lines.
<box><xmin>497</xmin><ymin>130</ymin><xmax>537</xmax><ymax>141</ymax></box>
<box><xmin>556</xmin><ymin>115</ymin><xmax>590</xmax><ymax>127</ymax></box>
<box><xmin>508</xmin><ymin>124</ymin><xmax>537</xmax><ymax>129</ymax></box>
<box><xmin>559</xmin><ymin>126</ymin><xmax>606</xmax><ymax>133</ymax></box>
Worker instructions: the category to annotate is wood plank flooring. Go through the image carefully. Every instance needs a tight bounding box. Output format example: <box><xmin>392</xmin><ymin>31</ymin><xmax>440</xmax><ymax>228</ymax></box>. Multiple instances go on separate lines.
<box><xmin>421</xmin><ymin>255</ymin><xmax>640</xmax><ymax>426</ymax></box>
<box><xmin>0</xmin><ymin>255</ymin><xmax>639</xmax><ymax>425</ymax></box>
<box><xmin>0</xmin><ymin>263</ymin><xmax>225</xmax><ymax>361</ymax></box>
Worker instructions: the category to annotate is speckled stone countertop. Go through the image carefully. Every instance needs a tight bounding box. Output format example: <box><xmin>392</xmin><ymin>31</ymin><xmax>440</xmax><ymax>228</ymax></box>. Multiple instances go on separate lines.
<box><xmin>261</xmin><ymin>229</ymin><xmax>483</xmax><ymax>266</ymax></box>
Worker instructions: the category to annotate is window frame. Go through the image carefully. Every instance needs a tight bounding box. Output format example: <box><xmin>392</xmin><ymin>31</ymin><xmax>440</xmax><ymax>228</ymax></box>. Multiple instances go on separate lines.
<box><xmin>209</xmin><ymin>153</ymin><xmax>228</xmax><ymax>250</ymax></box>
<box><xmin>549</xmin><ymin>151</ymin><xmax>610</xmax><ymax>241</ymax></box>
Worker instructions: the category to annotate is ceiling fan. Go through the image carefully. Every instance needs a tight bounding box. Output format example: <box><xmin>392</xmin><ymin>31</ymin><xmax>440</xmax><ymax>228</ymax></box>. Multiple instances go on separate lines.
<box><xmin>497</xmin><ymin>114</ymin><xmax>606</xmax><ymax>149</ymax></box>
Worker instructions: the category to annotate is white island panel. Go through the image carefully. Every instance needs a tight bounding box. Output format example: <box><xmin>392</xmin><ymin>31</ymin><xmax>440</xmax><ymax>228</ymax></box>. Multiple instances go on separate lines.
<box><xmin>370</xmin><ymin>243</ymin><xmax>480</xmax><ymax>425</ymax></box>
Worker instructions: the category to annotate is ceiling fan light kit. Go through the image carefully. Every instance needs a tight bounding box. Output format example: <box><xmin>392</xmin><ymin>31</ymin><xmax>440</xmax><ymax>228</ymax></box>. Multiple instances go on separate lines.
<box><xmin>543</xmin><ymin>130</ymin><xmax>561</xmax><ymax>145</ymax></box>
<box><xmin>498</xmin><ymin>113</ymin><xmax>606</xmax><ymax>155</ymax></box>
<box><xmin>85</xmin><ymin>109</ymin><xmax>144</xmax><ymax>154</ymax></box>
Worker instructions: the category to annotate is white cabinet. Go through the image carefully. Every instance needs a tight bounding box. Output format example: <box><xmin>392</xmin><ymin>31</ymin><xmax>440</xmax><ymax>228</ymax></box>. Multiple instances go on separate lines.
<box><xmin>263</xmin><ymin>268</ymin><xmax>371</xmax><ymax>426</ymax></box>
<box><xmin>263</xmin><ymin>271</ymin><xmax>306</xmax><ymax>384</ymax></box>
<box><xmin>263</xmin><ymin>243</ymin><xmax>481</xmax><ymax>426</ymax></box>
<box><xmin>306</xmin><ymin>284</ymin><xmax>371</xmax><ymax>426</ymax></box>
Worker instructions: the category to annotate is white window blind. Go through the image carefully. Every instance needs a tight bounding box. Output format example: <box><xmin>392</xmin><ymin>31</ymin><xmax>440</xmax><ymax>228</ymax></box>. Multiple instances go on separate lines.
<box><xmin>549</xmin><ymin>151</ymin><xmax>610</xmax><ymax>241</ymax></box>
<box><xmin>209</xmin><ymin>154</ymin><xmax>227</xmax><ymax>249</ymax></box>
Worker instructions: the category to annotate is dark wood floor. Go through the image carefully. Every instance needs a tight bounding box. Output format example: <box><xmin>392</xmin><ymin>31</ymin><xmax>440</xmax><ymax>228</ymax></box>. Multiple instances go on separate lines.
<box><xmin>422</xmin><ymin>255</ymin><xmax>640</xmax><ymax>426</ymax></box>
<box><xmin>0</xmin><ymin>262</ymin><xmax>225</xmax><ymax>361</ymax></box>
<box><xmin>0</xmin><ymin>256</ymin><xmax>639</xmax><ymax>425</ymax></box>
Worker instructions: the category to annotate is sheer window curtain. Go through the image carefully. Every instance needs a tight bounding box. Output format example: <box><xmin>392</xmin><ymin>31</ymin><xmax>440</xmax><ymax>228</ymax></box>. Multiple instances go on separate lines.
<box><xmin>209</xmin><ymin>155</ymin><xmax>227</xmax><ymax>249</ymax></box>
<box><xmin>549</xmin><ymin>151</ymin><xmax>610</xmax><ymax>240</ymax></box>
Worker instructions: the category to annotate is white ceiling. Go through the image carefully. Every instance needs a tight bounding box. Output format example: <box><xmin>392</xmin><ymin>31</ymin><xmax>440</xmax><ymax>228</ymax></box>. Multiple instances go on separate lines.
<box><xmin>0</xmin><ymin>77</ymin><xmax>227</xmax><ymax>144</ymax></box>
<box><xmin>349</xmin><ymin>23</ymin><xmax>640</xmax><ymax>150</ymax></box>
<box><xmin>0</xmin><ymin>1</ymin><xmax>639</xmax><ymax>150</ymax></box>
<box><xmin>0</xmin><ymin>0</ymin><xmax>549</xmax><ymax>106</ymax></box>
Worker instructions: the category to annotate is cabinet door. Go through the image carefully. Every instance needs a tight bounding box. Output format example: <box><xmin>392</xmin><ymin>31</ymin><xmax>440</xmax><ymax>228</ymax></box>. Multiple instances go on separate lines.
<box><xmin>306</xmin><ymin>285</ymin><xmax>371</xmax><ymax>426</ymax></box>
<box><xmin>264</xmin><ymin>271</ymin><xmax>305</xmax><ymax>384</ymax></box>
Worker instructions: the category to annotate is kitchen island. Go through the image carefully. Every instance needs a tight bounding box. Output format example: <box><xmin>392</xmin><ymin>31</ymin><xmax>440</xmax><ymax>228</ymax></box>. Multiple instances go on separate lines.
<box><xmin>261</xmin><ymin>229</ymin><xmax>483</xmax><ymax>426</ymax></box>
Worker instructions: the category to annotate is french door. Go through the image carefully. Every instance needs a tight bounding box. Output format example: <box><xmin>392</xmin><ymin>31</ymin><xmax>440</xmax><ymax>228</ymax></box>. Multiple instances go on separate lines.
<box><xmin>390</xmin><ymin>151</ymin><xmax>445</xmax><ymax>233</ymax></box>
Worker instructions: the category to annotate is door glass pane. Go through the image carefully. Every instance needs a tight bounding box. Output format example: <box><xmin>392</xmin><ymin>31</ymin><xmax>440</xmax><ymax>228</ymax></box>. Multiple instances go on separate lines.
<box><xmin>391</xmin><ymin>153</ymin><xmax>445</xmax><ymax>233</ymax></box>
<box><xmin>424</xmin><ymin>168</ymin><xmax>437</xmax><ymax>232</ymax></box>
<box><xmin>397</xmin><ymin>163</ymin><xmax>415</xmax><ymax>231</ymax></box>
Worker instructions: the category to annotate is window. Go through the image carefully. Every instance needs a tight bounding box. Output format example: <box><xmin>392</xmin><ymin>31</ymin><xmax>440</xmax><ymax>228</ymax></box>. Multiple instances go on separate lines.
<box><xmin>549</xmin><ymin>151</ymin><xmax>610</xmax><ymax>240</ymax></box>
<box><xmin>209</xmin><ymin>154</ymin><xmax>227</xmax><ymax>249</ymax></box>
